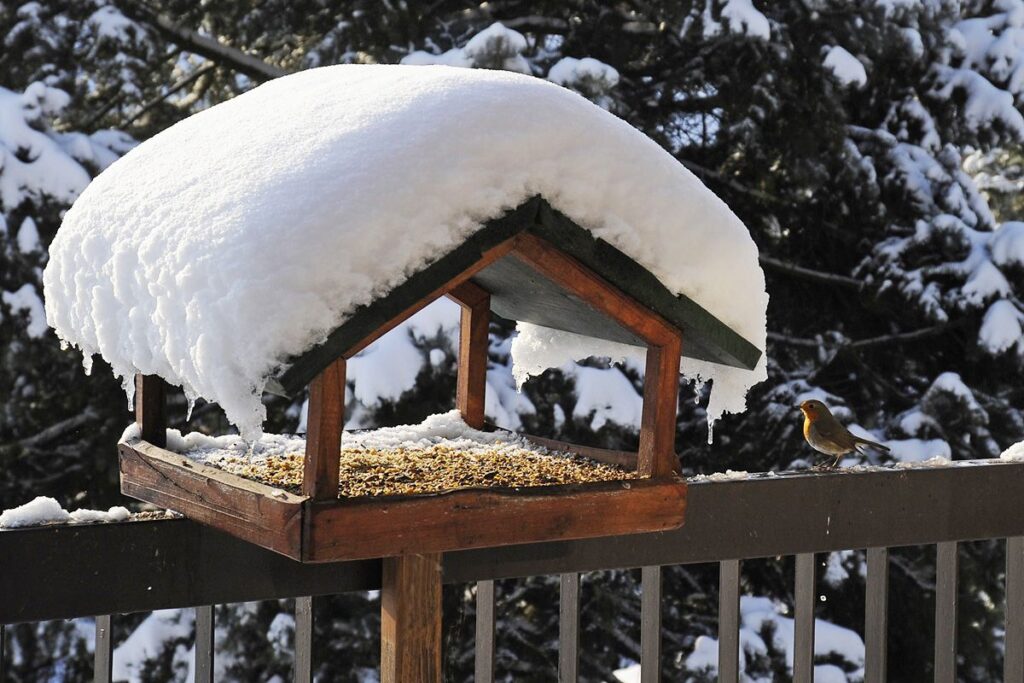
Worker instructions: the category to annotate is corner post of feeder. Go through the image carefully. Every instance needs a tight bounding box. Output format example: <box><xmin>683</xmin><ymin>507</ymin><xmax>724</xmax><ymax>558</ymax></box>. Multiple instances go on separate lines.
<box><xmin>134</xmin><ymin>374</ymin><xmax>167</xmax><ymax>448</ymax></box>
<box><xmin>638</xmin><ymin>331</ymin><xmax>682</xmax><ymax>478</ymax></box>
<box><xmin>381</xmin><ymin>552</ymin><xmax>443</xmax><ymax>683</ymax></box>
<box><xmin>303</xmin><ymin>357</ymin><xmax>347</xmax><ymax>500</ymax></box>
<box><xmin>449</xmin><ymin>280</ymin><xmax>491</xmax><ymax>430</ymax></box>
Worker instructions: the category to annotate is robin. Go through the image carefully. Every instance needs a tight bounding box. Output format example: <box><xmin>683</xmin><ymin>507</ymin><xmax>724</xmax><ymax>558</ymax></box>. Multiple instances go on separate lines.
<box><xmin>799</xmin><ymin>399</ymin><xmax>890</xmax><ymax>467</ymax></box>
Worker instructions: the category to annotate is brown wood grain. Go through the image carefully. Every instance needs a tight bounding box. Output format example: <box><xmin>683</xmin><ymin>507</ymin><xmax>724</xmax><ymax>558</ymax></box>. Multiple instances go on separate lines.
<box><xmin>303</xmin><ymin>478</ymin><xmax>686</xmax><ymax>562</ymax></box>
<box><xmin>303</xmin><ymin>357</ymin><xmax>346</xmax><ymax>500</ymax></box>
<box><xmin>516</xmin><ymin>433</ymin><xmax>638</xmax><ymax>470</ymax></box>
<box><xmin>450</xmin><ymin>281</ymin><xmax>490</xmax><ymax>430</ymax></box>
<box><xmin>509</xmin><ymin>233</ymin><xmax>679</xmax><ymax>347</ymax></box>
<box><xmin>135</xmin><ymin>374</ymin><xmax>167</xmax><ymax>448</ymax></box>
<box><xmin>342</xmin><ymin>238</ymin><xmax>518</xmax><ymax>359</ymax></box>
<box><xmin>446</xmin><ymin>280</ymin><xmax>490</xmax><ymax>309</ymax></box>
<box><xmin>119</xmin><ymin>440</ymin><xmax>305</xmax><ymax>558</ymax></box>
<box><xmin>638</xmin><ymin>334</ymin><xmax>683</xmax><ymax>478</ymax></box>
<box><xmin>381</xmin><ymin>553</ymin><xmax>442</xmax><ymax>683</ymax></box>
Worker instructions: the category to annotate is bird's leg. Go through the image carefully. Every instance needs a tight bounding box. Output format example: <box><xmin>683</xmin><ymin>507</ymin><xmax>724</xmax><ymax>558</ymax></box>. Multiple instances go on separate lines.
<box><xmin>831</xmin><ymin>453</ymin><xmax>842</xmax><ymax>468</ymax></box>
<box><xmin>810</xmin><ymin>458</ymin><xmax>833</xmax><ymax>472</ymax></box>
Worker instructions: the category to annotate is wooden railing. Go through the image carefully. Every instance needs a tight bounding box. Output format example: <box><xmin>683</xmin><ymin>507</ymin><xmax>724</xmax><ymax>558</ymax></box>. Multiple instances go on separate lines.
<box><xmin>3</xmin><ymin>459</ymin><xmax>1024</xmax><ymax>682</ymax></box>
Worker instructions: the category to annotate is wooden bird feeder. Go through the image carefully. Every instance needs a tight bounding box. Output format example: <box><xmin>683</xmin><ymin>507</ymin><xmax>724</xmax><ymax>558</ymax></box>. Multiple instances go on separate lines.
<box><xmin>119</xmin><ymin>197</ymin><xmax>760</xmax><ymax>564</ymax></box>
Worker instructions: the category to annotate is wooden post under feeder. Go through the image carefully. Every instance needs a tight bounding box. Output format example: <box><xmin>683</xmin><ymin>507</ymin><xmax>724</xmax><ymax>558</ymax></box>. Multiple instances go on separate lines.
<box><xmin>381</xmin><ymin>552</ymin><xmax>443</xmax><ymax>682</ymax></box>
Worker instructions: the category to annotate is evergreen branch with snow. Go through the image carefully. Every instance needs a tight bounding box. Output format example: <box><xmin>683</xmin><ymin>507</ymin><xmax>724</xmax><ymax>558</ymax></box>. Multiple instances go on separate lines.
<box><xmin>116</xmin><ymin>1</ymin><xmax>287</xmax><ymax>81</ymax></box>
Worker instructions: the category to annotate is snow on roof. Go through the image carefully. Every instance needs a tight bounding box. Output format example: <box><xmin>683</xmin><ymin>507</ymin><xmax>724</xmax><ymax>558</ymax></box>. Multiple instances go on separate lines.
<box><xmin>44</xmin><ymin>64</ymin><xmax>767</xmax><ymax>441</ymax></box>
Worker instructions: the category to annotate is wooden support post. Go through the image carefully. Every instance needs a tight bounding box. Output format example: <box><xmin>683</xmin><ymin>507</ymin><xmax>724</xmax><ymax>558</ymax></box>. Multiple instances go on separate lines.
<box><xmin>381</xmin><ymin>552</ymin><xmax>442</xmax><ymax>683</ymax></box>
<box><xmin>303</xmin><ymin>357</ymin><xmax>346</xmax><ymax>500</ymax></box>
<box><xmin>449</xmin><ymin>280</ymin><xmax>490</xmax><ymax>430</ymax></box>
<box><xmin>135</xmin><ymin>374</ymin><xmax>167</xmax><ymax>448</ymax></box>
<box><xmin>638</xmin><ymin>333</ymin><xmax>682</xmax><ymax>478</ymax></box>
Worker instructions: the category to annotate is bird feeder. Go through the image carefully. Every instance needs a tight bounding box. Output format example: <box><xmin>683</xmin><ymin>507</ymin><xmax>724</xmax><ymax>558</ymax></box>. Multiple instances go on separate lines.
<box><xmin>118</xmin><ymin>196</ymin><xmax>761</xmax><ymax>562</ymax></box>
<box><xmin>46</xmin><ymin>64</ymin><xmax>765</xmax><ymax>680</ymax></box>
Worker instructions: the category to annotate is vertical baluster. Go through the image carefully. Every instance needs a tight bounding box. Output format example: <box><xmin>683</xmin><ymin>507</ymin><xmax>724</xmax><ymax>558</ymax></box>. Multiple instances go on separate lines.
<box><xmin>559</xmin><ymin>573</ymin><xmax>580</xmax><ymax>683</ymax></box>
<box><xmin>294</xmin><ymin>596</ymin><xmax>315</xmax><ymax>683</ymax></box>
<box><xmin>641</xmin><ymin>566</ymin><xmax>662</xmax><ymax>683</ymax></box>
<box><xmin>793</xmin><ymin>554</ymin><xmax>816</xmax><ymax>683</ymax></box>
<box><xmin>865</xmin><ymin>548</ymin><xmax>889</xmax><ymax>683</ymax></box>
<box><xmin>934</xmin><ymin>542</ymin><xmax>959</xmax><ymax>683</ymax></box>
<box><xmin>194</xmin><ymin>605</ymin><xmax>214</xmax><ymax>683</ymax></box>
<box><xmin>475</xmin><ymin>580</ymin><xmax>496</xmax><ymax>683</ymax></box>
<box><xmin>94</xmin><ymin>614</ymin><xmax>113</xmax><ymax>683</ymax></box>
<box><xmin>1007</xmin><ymin>538</ymin><xmax>1024</xmax><ymax>683</ymax></box>
<box><xmin>718</xmin><ymin>560</ymin><xmax>741</xmax><ymax>683</ymax></box>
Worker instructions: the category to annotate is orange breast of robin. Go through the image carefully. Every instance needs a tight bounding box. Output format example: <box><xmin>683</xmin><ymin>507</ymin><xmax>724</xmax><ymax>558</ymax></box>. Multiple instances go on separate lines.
<box><xmin>803</xmin><ymin>415</ymin><xmax>812</xmax><ymax>441</ymax></box>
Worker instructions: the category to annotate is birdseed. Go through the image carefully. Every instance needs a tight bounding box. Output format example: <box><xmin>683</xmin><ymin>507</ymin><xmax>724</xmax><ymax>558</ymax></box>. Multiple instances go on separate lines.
<box><xmin>206</xmin><ymin>443</ymin><xmax>634</xmax><ymax>498</ymax></box>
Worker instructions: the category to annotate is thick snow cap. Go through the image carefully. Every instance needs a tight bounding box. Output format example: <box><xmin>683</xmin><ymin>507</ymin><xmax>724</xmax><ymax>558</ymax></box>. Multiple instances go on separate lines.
<box><xmin>45</xmin><ymin>65</ymin><xmax>768</xmax><ymax>442</ymax></box>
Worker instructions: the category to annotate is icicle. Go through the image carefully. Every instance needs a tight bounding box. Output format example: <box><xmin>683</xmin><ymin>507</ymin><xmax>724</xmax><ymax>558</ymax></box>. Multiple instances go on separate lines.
<box><xmin>122</xmin><ymin>374</ymin><xmax>136</xmax><ymax>412</ymax></box>
<box><xmin>185</xmin><ymin>391</ymin><xmax>197</xmax><ymax>422</ymax></box>
<box><xmin>706</xmin><ymin>419</ymin><xmax>715</xmax><ymax>445</ymax></box>
<box><xmin>81</xmin><ymin>354</ymin><xmax>93</xmax><ymax>376</ymax></box>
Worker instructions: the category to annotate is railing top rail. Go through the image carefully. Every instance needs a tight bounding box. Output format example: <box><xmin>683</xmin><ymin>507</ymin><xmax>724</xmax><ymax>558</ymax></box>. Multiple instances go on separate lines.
<box><xmin>3</xmin><ymin>458</ymin><xmax>1024</xmax><ymax>625</ymax></box>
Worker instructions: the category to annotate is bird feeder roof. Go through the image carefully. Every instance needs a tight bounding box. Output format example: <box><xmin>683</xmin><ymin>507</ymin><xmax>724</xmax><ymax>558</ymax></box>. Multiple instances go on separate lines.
<box><xmin>44</xmin><ymin>65</ymin><xmax>767</xmax><ymax>441</ymax></box>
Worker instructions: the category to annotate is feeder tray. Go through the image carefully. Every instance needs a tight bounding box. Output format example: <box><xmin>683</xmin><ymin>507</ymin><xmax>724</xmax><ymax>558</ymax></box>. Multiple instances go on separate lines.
<box><xmin>119</xmin><ymin>427</ymin><xmax>683</xmax><ymax>562</ymax></box>
<box><xmin>180</xmin><ymin>432</ymin><xmax>637</xmax><ymax>497</ymax></box>
<box><xmin>118</xmin><ymin>198</ymin><xmax>759</xmax><ymax>562</ymax></box>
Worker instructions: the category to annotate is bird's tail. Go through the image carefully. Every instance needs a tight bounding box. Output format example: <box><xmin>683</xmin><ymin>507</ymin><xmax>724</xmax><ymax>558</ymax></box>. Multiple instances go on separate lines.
<box><xmin>854</xmin><ymin>437</ymin><xmax>890</xmax><ymax>453</ymax></box>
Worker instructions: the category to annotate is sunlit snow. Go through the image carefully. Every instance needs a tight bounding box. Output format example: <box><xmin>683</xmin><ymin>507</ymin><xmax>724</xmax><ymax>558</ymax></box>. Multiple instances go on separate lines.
<box><xmin>45</xmin><ymin>65</ymin><xmax>767</xmax><ymax>442</ymax></box>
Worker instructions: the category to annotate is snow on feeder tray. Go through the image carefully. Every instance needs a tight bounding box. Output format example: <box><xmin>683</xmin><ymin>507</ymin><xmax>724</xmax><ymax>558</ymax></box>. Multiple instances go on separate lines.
<box><xmin>44</xmin><ymin>65</ymin><xmax>765</xmax><ymax>565</ymax></box>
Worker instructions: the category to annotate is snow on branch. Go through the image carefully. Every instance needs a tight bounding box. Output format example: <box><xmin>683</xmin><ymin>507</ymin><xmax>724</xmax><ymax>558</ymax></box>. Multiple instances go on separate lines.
<box><xmin>499</xmin><ymin>16</ymin><xmax>570</xmax><ymax>34</ymax></box>
<box><xmin>679</xmin><ymin>159</ymin><xmax>785</xmax><ymax>205</ymax></box>
<box><xmin>768</xmin><ymin>320</ymin><xmax>967</xmax><ymax>352</ymax></box>
<box><xmin>14</xmin><ymin>409</ymin><xmax>99</xmax><ymax>449</ymax></box>
<box><xmin>120</xmin><ymin>62</ymin><xmax>217</xmax><ymax>127</ymax></box>
<box><xmin>119</xmin><ymin>1</ymin><xmax>286</xmax><ymax>81</ymax></box>
<box><xmin>758</xmin><ymin>255</ymin><xmax>864</xmax><ymax>291</ymax></box>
